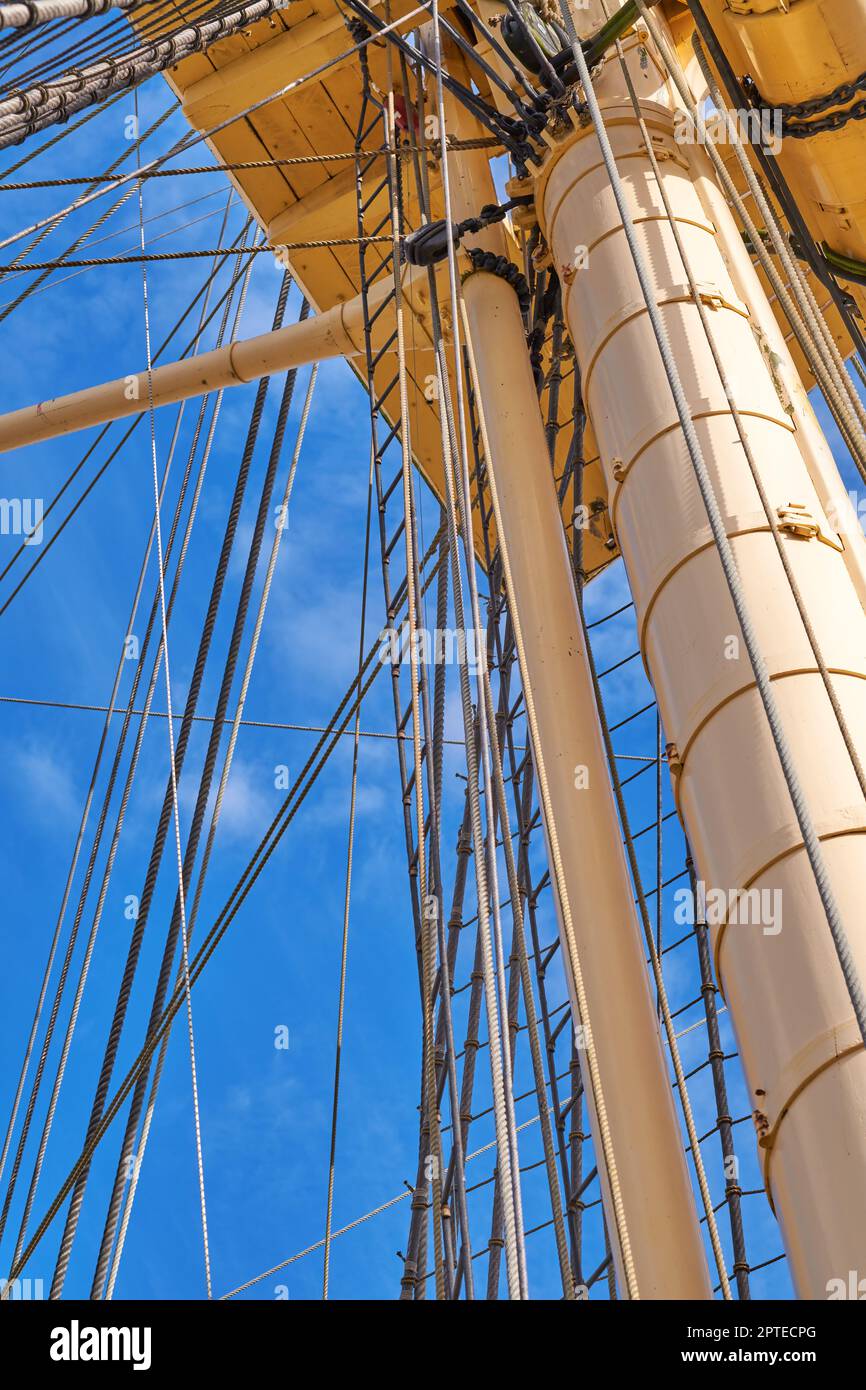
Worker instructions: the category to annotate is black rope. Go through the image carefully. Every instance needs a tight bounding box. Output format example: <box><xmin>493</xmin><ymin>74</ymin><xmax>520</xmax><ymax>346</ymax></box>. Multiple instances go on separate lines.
<box><xmin>0</xmin><ymin>223</ymin><xmax>255</xmax><ymax>615</ymax></box>
<box><xmin>342</xmin><ymin>0</ymin><xmax>541</xmax><ymax>165</ymax></box>
<box><xmin>686</xmin><ymin>0</ymin><xmax>866</xmax><ymax>365</ymax></box>
<box><xmin>91</xmin><ymin>291</ymin><xmax>311</xmax><ymax>1301</ymax></box>
<box><xmin>0</xmin><ymin>236</ymin><xmax>391</xmax><ymax>272</ymax></box>
<box><xmin>48</xmin><ymin>271</ymin><xmax>294</xmax><ymax>1299</ymax></box>
<box><xmin>0</xmin><ymin>218</ymin><xmax>255</xmax><ymax>1263</ymax></box>
<box><xmin>402</xmin><ymin>195</ymin><xmax>534</xmax><ymax>269</ymax></box>
<box><xmin>465</xmin><ymin>248</ymin><xmax>531</xmax><ymax>318</ymax></box>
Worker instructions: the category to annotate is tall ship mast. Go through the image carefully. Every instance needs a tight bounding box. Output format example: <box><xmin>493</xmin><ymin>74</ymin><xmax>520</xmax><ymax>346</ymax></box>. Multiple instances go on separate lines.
<box><xmin>0</xmin><ymin>0</ymin><xmax>865</xmax><ymax>1305</ymax></box>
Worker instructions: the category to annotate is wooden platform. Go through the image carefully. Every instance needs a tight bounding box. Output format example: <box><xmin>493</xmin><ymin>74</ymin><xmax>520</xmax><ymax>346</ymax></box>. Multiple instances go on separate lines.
<box><xmin>135</xmin><ymin>0</ymin><xmax>615</xmax><ymax>575</ymax></box>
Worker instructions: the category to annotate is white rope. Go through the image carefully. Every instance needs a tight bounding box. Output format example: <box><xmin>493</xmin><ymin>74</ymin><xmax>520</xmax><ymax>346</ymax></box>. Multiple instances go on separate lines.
<box><xmin>103</xmin><ymin>233</ymin><xmax>261</xmax><ymax>1301</ymax></box>
<box><xmin>134</xmin><ymin>107</ymin><xmax>212</xmax><ymax>1299</ymax></box>
<box><xmin>0</xmin><ymin>0</ymin><xmax>141</xmax><ymax>29</ymax></box>
<box><xmin>459</xmin><ymin>293</ymin><xmax>639</xmax><ymax>1300</ymax></box>
<box><xmin>0</xmin><ymin>0</ymin><xmax>429</xmax><ymax>248</ymax></box>
<box><xmin>427</xmin><ymin>1</ymin><xmax>528</xmax><ymax>1298</ymax></box>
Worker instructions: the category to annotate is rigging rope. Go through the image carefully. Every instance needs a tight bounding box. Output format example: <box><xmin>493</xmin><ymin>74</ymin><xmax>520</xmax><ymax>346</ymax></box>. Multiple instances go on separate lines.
<box><xmin>460</xmin><ymin>289</ymin><xmax>638</xmax><ymax>1299</ymax></box>
<box><xmin>0</xmin><ymin>0</ymin><xmax>191</xmax><ymax>89</ymax></box>
<box><xmin>106</xmin><ymin>353</ymin><xmax>317</xmax><ymax>1298</ymax></box>
<box><xmin>0</xmin><ymin>215</ymin><xmax>252</xmax><ymax>1264</ymax></box>
<box><xmin>687</xmin><ymin>33</ymin><xmax>866</xmax><ymax>451</ymax></box>
<box><xmin>0</xmin><ymin>0</ymin><xmax>286</xmax><ymax>149</ymax></box>
<box><xmin>0</xmin><ymin>93</ymin><xmax>179</xmax><ymax>325</ymax></box>
<box><xmin>134</xmin><ymin>104</ymin><xmax>214</xmax><ymax>1297</ymax></box>
<box><xmin>85</xmin><ymin>270</ymin><xmax>297</xmax><ymax>1301</ymax></box>
<box><xmin>0</xmin><ymin>235</ymin><xmax>395</xmax><ymax>270</ymax></box>
<box><xmin>616</xmin><ymin>40</ymin><xmax>866</xmax><ymax>847</ymax></box>
<box><xmin>0</xmin><ymin>140</ymin><xmax>501</xmax><ymax>187</ymax></box>
<box><xmin>2</xmin><ymin>528</ymin><xmax>446</xmax><ymax>1296</ymax></box>
<box><xmin>632</xmin><ymin>4</ymin><xmax>866</xmax><ymax>476</ymax></box>
<box><xmin>420</xmin><ymin>5</ymin><xmax>528</xmax><ymax>1297</ymax></box>
<box><xmin>0</xmin><ymin>224</ymin><xmax>256</xmax><ymax>615</ymax></box>
<box><xmin>0</xmin><ymin>0</ymin><xmax>144</xmax><ymax>30</ymax></box>
<box><xmin>0</xmin><ymin>2</ymin><xmax>431</xmax><ymax>259</ymax></box>
<box><xmin>47</xmin><ymin>266</ymin><xmax>292</xmax><ymax>1300</ymax></box>
<box><xmin>320</xmin><ymin>335</ymin><xmax>371</xmax><ymax>1300</ymax></box>
<box><xmin>396</xmin><ymin>42</ymin><xmax>478</xmax><ymax>1299</ymax></box>
<box><xmin>9</xmin><ymin>250</ymin><xmax>258</xmax><ymax>1279</ymax></box>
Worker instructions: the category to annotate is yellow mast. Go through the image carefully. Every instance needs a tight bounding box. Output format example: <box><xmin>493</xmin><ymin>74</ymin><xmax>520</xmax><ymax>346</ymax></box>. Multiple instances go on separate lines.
<box><xmin>533</xmin><ymin>1</ymin><xmax>866</xmax><ymax>1297</ymax></box>
<box><xmin>439</xmin><ymin>37</ymin><xmax>713</xmax><ymax>1297</ymax></box>
<box><xmin>3</xmin><ymin>0</ymin><xmax>866</xmax><ymax>1298</ymax></box>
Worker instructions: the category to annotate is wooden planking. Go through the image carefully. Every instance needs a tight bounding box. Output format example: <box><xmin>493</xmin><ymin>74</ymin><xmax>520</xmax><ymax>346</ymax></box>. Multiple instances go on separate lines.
<box><xmin>132</xmin><ymin>1</ymin><xmax>616</xmax><ymax>572</ymax></box>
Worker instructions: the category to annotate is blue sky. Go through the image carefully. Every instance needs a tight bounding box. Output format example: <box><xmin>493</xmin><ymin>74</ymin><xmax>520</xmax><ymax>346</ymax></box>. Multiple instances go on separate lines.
<box><xmin>5</xmin><ymin>44</ymin><xmax>864</xmax><ymax>1301</ymax></box>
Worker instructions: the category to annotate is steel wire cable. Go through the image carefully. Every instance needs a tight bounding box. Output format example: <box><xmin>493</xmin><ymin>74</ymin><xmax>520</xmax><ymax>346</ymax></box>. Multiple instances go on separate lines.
<box><xmin>219</xmin><ymin>1107</ymin><xmax>551</xmax><ymax>1300</ymax></box>
<box><xmin>434</xmin><ymin>8</ymin><xmax>547</xmax><ymax>123</ymax></box>
<box><xmin>0</xmin><ymin>94</ymin><xmax>180</xmax><ymax>324</ymax></box>
<box><xmin>3</xmin><ymin>225</ymin><xmax>257</xmax><ymax>1259</ymax></box>
<box><xmin>8</xmin><ymin>288</ymin><xmax>242</xmax><ymax>1275</ymax></box>
<box><xmin>461</xmin><ymin>268</ymin><xmax>644</xmax><ymax>1300</ymax></box>
<box><xmin>452</xmin><ymin>0</ymin><xmax>547</xmax><ymax>110</ymax></box>
<box><xmin>0</xmin><ymin>305</ymin><xmax>182</xmax><ymax>1226</ymax></box>
<box><xmin>683</xmin><ymin>0</ymin><xmax>866</xmax><ymax>368</ymax></box>
<box><xmin>91</xmin><ymin>290</ymin><xmax>309</xmax><ymax>1301</ymax></box>
<box><xmin>0</xmin><ymin>0</ymin><xmax>286</xmax><ymax>147</ymax></box>
<box><xmin>351</xmin><ymin>0</ymin><xmax>534</xmax><ymax>161</ymax></box>
<box><xmin>0</xmin><ymin>422</ymin><xmax>186</xmax><ymax>1255</ymax></box>
<box><xmin>384</xmin><ymin>80</ymin><xmax>448</xmax><ymax>1300</ymax></box>
<box><xmin>103</xmin><ymin>341</ymin><xmax>316</xmax><ymax>1295</ymax></box>
<box><xmin>0</xmin><ymin>201</ymin><xmax>238</xmax><ymax>306</ymax></box>
<box><xmin>629</xmin><ymin>2</ymin><xmax>866</xmax><ymax>479</ymax></box>
<box><xmin>582</xmin><ymin>582</ymin><xmax>732</xmax><ymax>1298</ymax></box>
<box><xmin>617</xmin><ymin>42</ymin><xmax>866</xmax><ymax>853</ymax></box>
<box><xmin>499</xmin><ymin>646</ymin><xmax>586</xmax><ymax>1277</ymax></box>
<box><xmin>320</xmin><ymin>373</ymin><xmax>373</xmax><ymax>1299</ymax></box>
<box><xmin>0</xmin><ymin>138</ymin><xmax>500</xmax><ymax>189</ymax></box>
<box><xmin>0</xmin><ymin>212</ymin><xmax>252</xmax><ymax>604</ymax></box>
<box><xmin>686</xmin><ymin>33</ymin><xmax>866</xmax><ymax>448</ymax></box>
<box><xmin>614</xmin><ymin>17</ymin><xmax>862</xmax><ymax>1293</ymax></box>
<box><xmin>425</xmin><ymin>197</ymin><xmax>525</xmax><ymax>1300</ymax></box>
<box><xmin>0</xmin><ymin>201</ymin><xmax>243</xmax><ymax>1247</ymax></box>
<box><xmin>460</xmin><ymin>287</ymin><xmax>640</xmax><ymax>1297</ymax></box>
<box><xmin>469</xmin><ymin>308</ymin><xmax>595</xmax><ymax>1298</ymax></box>
<box><xmin>428</xmin><ymin>5</ymin><xmax>529</xmax><ymax>1297</ymax></box>
<box><xmin>104</xmin><ymin>353</ymin><xmax>317</xmax><ymax>1298</ymax></box>
<box><xmin>48</xmin><ymin>269</ymin><xmax>292</xmax><ymax>1300</ymax></box>
<box><xmin>2</xmin><ymin>226</ymin><xmax>257</xmax><ymax>1276</ymax></box>
<box><xmin>0</xmin><ymin>694</ymin><xmax>500</xmax><ymax>745</ymax></box>
<box><xmin>350</xmin><ymin>60</ymin><xmax>442</xmax><ymax>1297</ymax></box>
<box><xmin>469</xmin><ymin>293</ymin><xmax>569</xmax><ymax>1295</ymax></box>
<box><xmin>0</xmin><ymin>3</ymin><xmax>433</xmax><ymax>258</ymax></box>
<box><xmin>132</xmin><ymin>97</ymin><xmax>213</xmax><ymax>1297</ymax></box>
<box><xmin>0</xmin><ymin>235</ymin><xmax>396</xmax><ymax>269</ymax></box>
<box><xmin>396</xmin><ymin>56</ymin><xmax>477</xmax><ymax>1296</ymax></box>
<box><xmin>477</xmin><ymin>579</ymin><xmax>576</xmax><ymax>1297</ymax></box>
<box><xmin>2</xmin><ymin>530</ymin><xmax>445</xmax><ymax>1293</ymax></box>
<box><xmin>685</xmin><ymin>847</ymin><xmax>751</xmax><ymax>1298</ymax></box>
<box><xmin>0</xmin><ymin>0</ymin><xmax>802</xmax><ymax>1302</ymax></box>
<box><xmin>0</xmin><ymin>184</ymin><xmax>240</xmax><ymax>294</ymax></box>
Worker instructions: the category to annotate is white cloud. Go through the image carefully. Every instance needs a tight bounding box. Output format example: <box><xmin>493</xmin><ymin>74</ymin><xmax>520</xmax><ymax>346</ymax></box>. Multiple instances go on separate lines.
<box><xmin>5</xmin><ymin>736</ymin><xmax>79</xmax><ymax>825</ymax></box>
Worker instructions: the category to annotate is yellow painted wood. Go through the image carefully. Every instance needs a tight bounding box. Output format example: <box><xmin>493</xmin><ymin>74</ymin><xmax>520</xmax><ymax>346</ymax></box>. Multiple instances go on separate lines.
<box><xmin>131</xmin><ymin>0</ymin><xmax>612</xmax><ymax>572</ymax></box>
